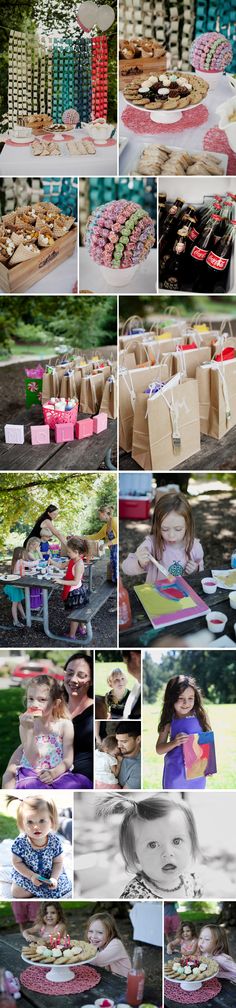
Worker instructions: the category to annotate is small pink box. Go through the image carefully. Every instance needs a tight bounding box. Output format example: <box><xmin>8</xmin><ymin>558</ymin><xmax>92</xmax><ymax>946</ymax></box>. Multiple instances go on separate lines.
<box><xmin>75</xmin><ymin>418</ymin><xmax>94</xmax><ymax>440</ymax></box>
<box><xmin>31</xmin><ymin>425</ymin><xmax>50</xmax><ymax>445</ymax></box>
<box><xmin>54</xmin><ymin>423</ymin><xmax>74</xmax><ymax>443</ymax></box>
<box><xmin>4</xmin><ymin>423</ymin><xmax>24</xmax><ymax>444</ymax></box>
<box><xmin>93</xmin><ymin>413</ymin><xmax>108</xmax><ymax>434</ymax></box>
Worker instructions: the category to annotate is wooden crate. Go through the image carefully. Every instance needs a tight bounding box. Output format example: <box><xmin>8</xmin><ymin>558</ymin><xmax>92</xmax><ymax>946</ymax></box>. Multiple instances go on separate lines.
<box><xmin>0</xmin><ymin>226</ymin><xmax>77</xmax><ymax>294</ymax></box>
<box><xmin>119</xmin><ymin>55</ymin><xmax>167</xmax><ymax>90</ymax></box>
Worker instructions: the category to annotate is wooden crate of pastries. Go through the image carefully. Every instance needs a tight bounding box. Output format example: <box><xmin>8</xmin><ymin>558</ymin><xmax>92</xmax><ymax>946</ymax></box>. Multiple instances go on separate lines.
<box><xmin>0</xmin><ymin>202</ymin><xmax>77</xmax><ymax>293</ymax></box>
<box><xmin>119</xmin><ymin>38</ymin><xmax>167</xmax><ymax>90</ymax></box>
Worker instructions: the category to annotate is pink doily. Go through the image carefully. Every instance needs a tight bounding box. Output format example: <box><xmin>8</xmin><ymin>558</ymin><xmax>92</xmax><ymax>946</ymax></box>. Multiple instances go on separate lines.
<box><xmin>121</xmin><ymin>103</ymin><xmax>208</xmax><ymax>134</ymax></box>
<box><xmin>20</xmin><ymin>964</ymin><xmax>101</xmax><ymax>995</ymax></box>
<box><xmin>164</xmin><ymin>978</ymin><xmax>222</xmax><ymax>1003</ymax></box>
<box><xmin>204</xmin><ymin>127</ymin><xmax>236</xmax><ymax>173</ymax></box>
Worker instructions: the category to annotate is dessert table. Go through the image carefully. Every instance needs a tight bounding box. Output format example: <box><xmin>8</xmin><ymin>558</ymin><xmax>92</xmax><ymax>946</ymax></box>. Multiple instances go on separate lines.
<box><xmin>119</xmin><ymin>74</ymin><xmax>236</xmax><ymax>175</ymax></box>
<box><xmin>0</xmin><ymin>129</ymin><xmax>117</xmax><ymax>178</ymax></box>
<box><xmin>0</xmin><ymin>931</ymin><xmax>161</xmax><ymax>1006</ymax></box>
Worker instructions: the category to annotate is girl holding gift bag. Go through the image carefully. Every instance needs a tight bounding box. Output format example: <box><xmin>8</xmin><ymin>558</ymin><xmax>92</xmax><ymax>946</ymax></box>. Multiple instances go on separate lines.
<box><xmin>3</xmin><ymin>547</ymin><xmax>27</xmax><ymax>627</ymax></box>
<box><xmin>156</xmin><ymin>675</ymin><xmax>211</xmax><ymax>790</ymax></box>
<box><xmin>122</xmin><ymin>491</ymin><xmax>203</xmax><ymax>583</ymax></box>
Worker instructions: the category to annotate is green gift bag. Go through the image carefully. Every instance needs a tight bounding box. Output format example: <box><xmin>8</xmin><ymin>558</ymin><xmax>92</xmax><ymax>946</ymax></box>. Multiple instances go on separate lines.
<box><xmin>25</xmin><ymin>368</ymin><xmax>44</xmax><ymax>407</ymax></box>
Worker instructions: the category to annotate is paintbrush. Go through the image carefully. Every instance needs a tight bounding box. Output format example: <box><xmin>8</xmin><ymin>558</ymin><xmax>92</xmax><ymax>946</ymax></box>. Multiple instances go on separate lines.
<box><xmin>148</xmin><ymin>554</ymin><xmax>175</xmax><ymax>582</ymax></box>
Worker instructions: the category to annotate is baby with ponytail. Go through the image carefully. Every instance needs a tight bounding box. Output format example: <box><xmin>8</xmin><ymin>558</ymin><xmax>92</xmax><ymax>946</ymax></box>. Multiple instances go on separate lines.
<box><xmin>97</xmin><ymin>793</ymin><xmax>202</xmax><ymax>900</ymax></box>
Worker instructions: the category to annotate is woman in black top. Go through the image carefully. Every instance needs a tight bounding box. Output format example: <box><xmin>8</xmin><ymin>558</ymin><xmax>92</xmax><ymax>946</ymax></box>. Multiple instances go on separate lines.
<box><xmin>63</xmin><ymin>652</ymin><xmax>93</xmax><ymax>782</ymax></box>
<box><xmin>23</xmin><ymin>503</ymin><xmax>64</xmax><ymax>548</ymax></box>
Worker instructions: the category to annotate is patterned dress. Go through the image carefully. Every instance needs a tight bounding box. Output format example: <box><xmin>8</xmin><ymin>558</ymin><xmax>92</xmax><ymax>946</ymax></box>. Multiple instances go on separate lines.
<box><xmin>121</xmin><ymin>872</ymin><xmax>202</xmax><ymax>900</ymax></box>
<box><xmin>11</xmin><ymin>832</ymin><xmax>71</xmax><ymax>898</ymax></box>
<box><xmin>16</xmin><ymin>728</ymin><xmax>92</xmax><ymax>790</ymax></box>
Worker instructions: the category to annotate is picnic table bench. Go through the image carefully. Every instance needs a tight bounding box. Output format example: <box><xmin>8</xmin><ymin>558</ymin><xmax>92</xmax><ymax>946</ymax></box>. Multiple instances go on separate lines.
<box><xmin>0</xmin><ymin>931</ymin><xmax>160</xmax><ymax>1007</ymax></box>
<box><xmin>66</xmin><ymin>579</ymin><xmax>115</xmax><ymax>643</ymax></box>
<box><xmin>119</xmin><ymin>570</ymin><xmax>236</xmax><ymax>647</ymax></box>
<box><xmin>119</xmin><ymin>423</ymin><xmax>236</xmax><ymax>472</ymax></box>
<box><xmin>0</xmin><ymin>405</ymin><xmax>117</xmax><ymax>472</ymax></box>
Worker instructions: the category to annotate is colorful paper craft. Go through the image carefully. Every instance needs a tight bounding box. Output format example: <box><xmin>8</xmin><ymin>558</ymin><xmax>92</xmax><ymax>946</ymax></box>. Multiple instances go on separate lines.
<box><xmin>212</xmin><ymin>569</ymin><xmax>236</xmax><ymax>590</ymax></box>
<box><xmin>183</xmin><ymin>731</ymin><xmax>217</xmax><ymax>780</ymax></box>
<box><xmin>134</xmin><ymin>575</ymin><xmax>210</xmax><ymax>630</ymax></box>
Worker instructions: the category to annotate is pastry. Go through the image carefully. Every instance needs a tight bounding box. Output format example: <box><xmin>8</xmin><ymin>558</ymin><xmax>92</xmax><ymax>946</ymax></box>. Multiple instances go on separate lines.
<box><xmin>135</xmin><ymin>143</ymin><xmax>223</xmax><ymax>176</ymax></box>
<box><xmin>124</xmin><ymin>71</ymin><xmax>208</xmax><ymax>110</ymax></box>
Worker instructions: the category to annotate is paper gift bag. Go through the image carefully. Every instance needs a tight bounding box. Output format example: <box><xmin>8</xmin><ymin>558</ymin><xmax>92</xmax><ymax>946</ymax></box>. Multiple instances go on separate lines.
<box><xmin>119</xmin><ymin>315</ymin><xmax>146</xmax><ymax>348</ymax></box>
<box><xmin>42</xmin><ymin>368</ymin><xmax>59</xmax><ymax>403</ymax></box>
<box><xmin>80</xmin><ymin>365</ymin><xmax>111</xmax><ymax>414</ymax></box>
<box><xmin>59</xmin><ymin>371</ymin><xmax>77</xmax><ymax>398</ymax></box>
<box><xmin>119</xmin><ymin>363</ymin><xmax>169</xmax><ymax>453</ymax></box>
<box><xmin>132</xmin><ymin>376</ymin><xmax>200</xmax><ymax>470</ymax></box>
<box><xmin>25</xmin><ymin>367</ymin><xmax>44</xmax><ymax>407</ymax></box>
<box><xmin>196</xmin><ymin>364</ymin><xmax>211</xmax><ymax>434</ymax></box>
<box><xmin>209</xmin><ymin>360</ymin><xmax>236</xmax><ymax>439</ymax></box>
<box><xmin>73</xmin><ymin>363</ymin><xmax>92</xmax><ymax>400</ymax></box>
<box><xmin>100</xmin><ymin>376</ymin><xmax>117</xmax><ymax>419</ymax></box>
<box><xmin>120</xmin><ymin>349</ymin><xmax>137</xmax><ymax>370</ymax></box>
<box><xmin>172</xmin><ymin>345</ymin><xmax>211</xmax><ymax>379</ymax></box>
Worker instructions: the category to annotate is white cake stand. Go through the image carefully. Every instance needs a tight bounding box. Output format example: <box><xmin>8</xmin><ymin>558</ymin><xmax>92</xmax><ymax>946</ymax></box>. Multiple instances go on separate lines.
<box><xmin>22</xmin><ymin>952</ymin><xmax>94</xmax><ymax>983</ymax></box>
<box><xmin>165</xmin><ymin>965</ymin><xmax>219</xmax><ymax>992</ymax></box>
<box><xmin>125</xmin><ymin>72</ymin><xmax>208</xmax><ymax>123</ymax></box>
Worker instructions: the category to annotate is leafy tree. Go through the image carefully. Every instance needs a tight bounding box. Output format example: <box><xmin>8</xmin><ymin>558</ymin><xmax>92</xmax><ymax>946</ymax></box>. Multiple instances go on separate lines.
<box><xmin>0</xmin><ymin>295</ymin><xmax>117</xmax><ymax>354</ymax></box>
<box><xmin>143</xmin><ymin>650</ymin><xmax>236</xmax><ymax>704</ymax></box>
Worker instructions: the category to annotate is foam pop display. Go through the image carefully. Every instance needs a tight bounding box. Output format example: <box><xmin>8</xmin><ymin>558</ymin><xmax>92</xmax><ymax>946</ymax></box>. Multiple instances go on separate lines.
<box><xmin>190</xmin><ymin>32</ymin><xmax>233</xmax><ymax>88</ymax></box>
<box><xmin>84</xmin><ymin>198</ymin><xmax>155</xmax><ymax>287</ymax></box>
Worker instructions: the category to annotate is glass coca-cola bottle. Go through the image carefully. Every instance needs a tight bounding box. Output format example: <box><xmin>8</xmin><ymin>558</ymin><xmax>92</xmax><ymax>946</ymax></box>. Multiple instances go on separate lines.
<box><xmin>159</xmin><ymin>198</ymin><xmax>184</xmax><ymax>254</ymax></box>
<box><xmin>159</xmin><ymin>192</ymin><xmax>167</xmax><ymax>237</ymax></box>
<box><xmin>205</xmin><ymin>221</ymin><xmax>236</xmax><ymax>293</ymax></box>
<box><xmin>161</xmin><ymin>227</ymin><xmax>189</xmax><ymax>290</ymax></box>
<box><xmin>190</xmin><ymin>214</ymin><xmax>222</xmax><ymax>292</ymax></box>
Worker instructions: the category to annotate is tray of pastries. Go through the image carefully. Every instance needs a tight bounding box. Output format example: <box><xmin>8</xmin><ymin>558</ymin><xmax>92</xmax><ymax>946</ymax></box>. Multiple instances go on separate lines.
<box><xmin>124</xmin><ymin>71</ymin><xmax>208</xmax><ymax>110</ymax></box>
<box><xmin>164</xmin><ymin>955</ymin><xmax>219</xmax><ymax>984</ymax></box>
<box><xmin>21</xmin><ymin>939</ymin><xmax>97</xmax><ymax>966</ymax></box>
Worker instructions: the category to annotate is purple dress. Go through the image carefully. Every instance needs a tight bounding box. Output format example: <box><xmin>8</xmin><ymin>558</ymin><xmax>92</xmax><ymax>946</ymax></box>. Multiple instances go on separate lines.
<box><xmin>162</xmin><ymin>715</ymin><xmax>206</xmax><ymax>790</ymax></box>
<box><xmin>15</xmin><ymin>728</ymin><xmax>92</xmax><ymax>790</ymax></box>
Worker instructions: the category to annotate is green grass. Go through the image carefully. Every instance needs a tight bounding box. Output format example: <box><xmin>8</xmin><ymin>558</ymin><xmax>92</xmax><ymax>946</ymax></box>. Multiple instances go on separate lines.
<box><xmin>143</xmin><ymin>700</ymin><xmax>236</xmax><ymax>790</ymax></box>
<box><xmin>0</xmin><ymin>812</ymin><xmax>18</xmax><ymax>841</ymax></box>
<box><xmin>0</xmin><ymin>688</ymin><xmax>24</xmax><ymax>784</ymax></box>
<box><xmin>95</xmin><ymin>660</ymin><xmax>135</xmax><ymax>697</ymax></box>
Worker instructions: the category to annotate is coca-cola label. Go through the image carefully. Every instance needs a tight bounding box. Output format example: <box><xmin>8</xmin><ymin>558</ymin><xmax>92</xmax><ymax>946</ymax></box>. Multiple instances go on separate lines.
<box><xmin>191</xmin><ymin>246</ymin><xmax>207</xmax><ymax>261</ymax></box>
<box><xmin>189</xmin><ymin>227</ymin><xmax>199</xmax><ymax>240</ymax></box>
<box><xmin>206</xmin><ymin>252</ymin><xmax>229</xmax><ymax>271</ymax></box>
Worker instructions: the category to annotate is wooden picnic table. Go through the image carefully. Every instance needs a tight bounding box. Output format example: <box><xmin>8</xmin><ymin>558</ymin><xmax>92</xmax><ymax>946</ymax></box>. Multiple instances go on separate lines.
<box><xmin>119</xmin><ymin>570</ymin><xmax>236</xmax><ymax>647</ymax></box>
<box><xmin>0</xmin><ymin>932</ymin><xmax>160</xmax><ymax>1006</ymax></box>
<box><xmin>119</xmin><ymin>423</ymin><xmax>236</xmax><ymax>472</ymax></box>
<box><xmin>0</xmin><ymin>557</ymin><xmax>102</xmax><ymax>643</ymax></box>
<box><xmin>0</xmin><ymin>405</ymin><xmax>117</xmax><ymax>472</ymax></box>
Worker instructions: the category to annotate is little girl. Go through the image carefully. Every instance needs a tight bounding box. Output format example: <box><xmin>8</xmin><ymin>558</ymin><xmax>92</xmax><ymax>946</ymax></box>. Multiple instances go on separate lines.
<box><xmin>15</xmin><ymin>675</ymin><xmax>92</xmax><ymax>789</ymax></box>
<box><xmin>105</xmin><ymin>668</ymin><xmax>130</xmax><ymax>719</ymax></box>
<box><xmin>24</xmin><ymin>537</ymin><xmax>43</xmax><ymax>611</ymax></box>
<box><xmin>98</xmin><ymin>794</ymin><xmax>202</xmax><ymax>899</ymax></box>
<box><xmin>55</xmin><ymin>535</ymin><xmax>90</xmax><ymax>640</ymax></box>
<box><xmin>88</xmin><ymin>504</ymin><xmax>117</xmax><ymax>584</ymax></box>
<box><xmin>197</xmin><ymin>925</ymin><xmax>236</xmax><ymax>983</ymax></box>
<box><xmin>85</xmin><ymin>912</ymin><xmax>131</xmax><ymax>976</ymax></box>
<box><xmin>22</xmin><ymin>901</ymin><xmax>67</xmax><ymax>942</ymax></box>
<box><xmin>95</xmin><ymin>736</ymin><xmax>121</xmax><ymax>789</ymax></box>
<box><xmin>167</xmin><ymin>921</ymin><xmax>198</xmax><ymax>956</ymax></box>
<box><xmin>9</xmin><ymin>795</ymin><xmax>71</xmax><ymax>899</ymax></box>
<box><xmin>122</xmin><ymin>492</ymin><xmax>204</xmax><ymax>582</ymax></box>
<box><xmin>3</xmin><ymin>547</ymin><xmax>27</xmax><ymax>627</ymax></box>
<box><xmin>156</xmin><ymin>675</ymin><xmax>211</xmax><ymax>790</ymax></box>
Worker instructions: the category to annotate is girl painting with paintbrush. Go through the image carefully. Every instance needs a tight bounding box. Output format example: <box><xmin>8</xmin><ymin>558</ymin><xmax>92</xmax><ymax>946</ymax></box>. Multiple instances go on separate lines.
<box><xmin>122</xmin><ymin>492</ymin><xmax>204</xmax><ymax>583</ymax></box>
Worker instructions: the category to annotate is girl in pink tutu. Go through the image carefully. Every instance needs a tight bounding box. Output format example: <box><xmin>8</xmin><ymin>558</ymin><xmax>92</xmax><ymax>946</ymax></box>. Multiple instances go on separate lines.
<box><xmin>12</xmin><ymin>676</ymin><xmax>92</xmax><ymax>789</ymax></box>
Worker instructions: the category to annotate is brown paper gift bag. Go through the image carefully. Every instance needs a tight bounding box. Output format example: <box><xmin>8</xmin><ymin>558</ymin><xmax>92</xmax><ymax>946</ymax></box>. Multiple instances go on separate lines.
<box><xmin>59</xmin><ymin>371</ymin><xmax>77</xmax><ymax>398</ymax></box>
<box><xmin>100</xmin><ymin>376</ymin><xmax>117</xmax><ymax>419</ymax></box>
<box><xmin>197</xmin><ymin>359</ymin><xmax>236</xmax><ymax>438</ymax></box>
<box><xmin>119</xmin><ymin>363</ymin><xmax>169</xmax><ymax>453</ymax></box>
<box><xmin>132</xmin><ymin>376</ymin><xmax>200</xmax><ymax>470</ymax></box>
<box><xmin>196</xmin><ymin>364</ymin><xmax>211</xmax><ymax>434</ymax></box>
<box><xmin>80</xmin><ymin>365</ymin><xmax>111</xmax><ymax>414</ymax></box>
<box><xmin>119</xmin><ymin>349</ymin><xmax>137</xmax><ymax>370</ymax></box>
<box><xmin>172</xmin><ymin>345</ymin><xmax>211</xmax><ymax>379</ymax></box>
<box><xmin>119</xmin><ymin>315</ymin><xmax>147</xmax><ymax>348</ymax></box>
<box><xmin>42</xmin><ymin>369</ymin><xmax>59</xmax><ymax>403</ymax></box>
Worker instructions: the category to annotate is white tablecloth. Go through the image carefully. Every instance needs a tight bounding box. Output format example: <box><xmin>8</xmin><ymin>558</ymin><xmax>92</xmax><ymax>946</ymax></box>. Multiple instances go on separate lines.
<box><xmin>79</xmin><ymin>247</ymin><xmax>157</xmax><ymax>293</ymax></box>
<box><xmin>0</xmin><ymin>248</ymin><xmax>77</xmax><ymax>294</ymax></box>
<box><xmin>0</xmin><ymin>128</ymin><xmax>117</xmax><ymax>178</ymax></box>
<box><xmin>119</xmin><ymin>75</ymin><xmax>234</xmax><ymax>174</ymax></box>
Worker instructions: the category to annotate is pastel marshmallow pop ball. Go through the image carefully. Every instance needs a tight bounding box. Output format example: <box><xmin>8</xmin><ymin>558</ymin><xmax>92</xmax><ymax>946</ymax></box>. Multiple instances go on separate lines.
<box><xmin>62</xmin><ymin>108</ymin><xmax>80</xmax><ymax>125</ymax></box>
<box><xmin>190</xmin><ymin>32</ymin><xmax>233</xmax><ymax>72</ymax></box>
<box><xmin>84</xmin><ymin>198</ymin><xmax>155</xmax><ymax>268</ymax></box>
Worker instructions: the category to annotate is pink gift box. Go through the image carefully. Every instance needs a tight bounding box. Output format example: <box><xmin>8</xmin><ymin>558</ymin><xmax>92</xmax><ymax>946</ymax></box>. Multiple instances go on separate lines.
<box><xmin>75</xmin><ymin>418</ymin><xmax>94</xmax><ymax>440</ymax></box>
<box><xmin>31</xmin><ymin>425</ymin><xmax>50</xmax><ymax>445</ymax></box>
<box><xmin>54</xmin><ymin>423</ymin><xmax>74</xmax><ymax>443</ymax></box>
<box><xmin>4</xmin><ymin>423</ymin><xmax>24</xmax><ymax>444</ymax></box>
<box><xmin>93</xmin><ymin>413</ymin><xmax>108</xmax><ymax>434</ymax></box>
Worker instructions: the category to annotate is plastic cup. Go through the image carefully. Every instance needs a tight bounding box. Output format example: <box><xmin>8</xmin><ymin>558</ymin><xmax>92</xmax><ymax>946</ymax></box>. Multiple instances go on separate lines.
<box><xmin>229</xmin><ymin>591</ymin><xmax>236</xmax><ymax>609</ymax></box>
<box><xmin>206</xmin><ymin>611</ymin><xmax>227</xmax><ymax>633</ymax></box>
<box><xmin>201</xmin><ymin>577</ymin><xmax>217</xmax><ymax>594</ymax></box>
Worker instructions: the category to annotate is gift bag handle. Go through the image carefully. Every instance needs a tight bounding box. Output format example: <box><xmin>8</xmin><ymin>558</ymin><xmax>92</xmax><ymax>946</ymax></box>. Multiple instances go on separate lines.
<box><xmin>121</xmin><ymin>315</ymin><xmax>144</xmax><ymax>336</ymax></box>
<box><xmin>219</xmin><ymin>318</ymin><xmax>234</xmax><ymax>341</ymax></box>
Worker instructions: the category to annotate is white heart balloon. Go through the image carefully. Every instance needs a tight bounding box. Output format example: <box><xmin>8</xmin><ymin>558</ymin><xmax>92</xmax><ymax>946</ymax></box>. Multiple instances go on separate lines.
<box><xmin>77</xmin><ymin>1</ymin><xmax>115</xmax><ymax>31</ymax></box>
